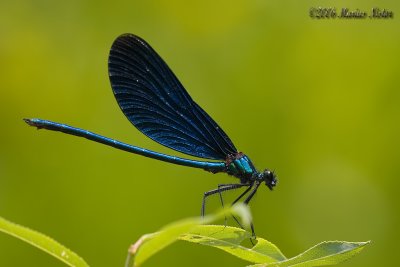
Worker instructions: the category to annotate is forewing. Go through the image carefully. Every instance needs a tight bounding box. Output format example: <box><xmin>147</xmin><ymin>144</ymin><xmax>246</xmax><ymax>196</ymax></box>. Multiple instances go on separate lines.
<box><xmin>108</xmin><ymin>34</ymin><xmax>237</xmax><ymax>160</ymax></box>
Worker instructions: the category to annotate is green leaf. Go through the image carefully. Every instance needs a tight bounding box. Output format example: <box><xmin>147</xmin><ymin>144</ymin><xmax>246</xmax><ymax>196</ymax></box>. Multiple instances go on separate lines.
<box><xmin>129</xmin><ymin>204</ymin><xmax>369</xmax><ymax>267</ymax></box>
<box><xmin>180</xmin><ymin>225</ymin><xmax>286</xmax><ymax>264</ymax></box>
<box><xmin>247</xmin><ymin>241</ymin><xmax>370</xmax><ymax>267</ymax></box>
<box><xmin>131</xmin><ymin>204</ymin><xmax>251</xmax><ymax>267</ymax></box>
<box><xmin>0</xmin><ymin>216</ymin><xmax>89</xmax><ymax>267</ymax></box>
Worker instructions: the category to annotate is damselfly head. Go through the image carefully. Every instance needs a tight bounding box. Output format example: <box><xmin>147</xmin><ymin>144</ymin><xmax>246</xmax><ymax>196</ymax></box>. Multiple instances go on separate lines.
<box><xmin>262</xmin><ymin>169</ymin><xmax>277</xmax><ymax>190</ymax></box>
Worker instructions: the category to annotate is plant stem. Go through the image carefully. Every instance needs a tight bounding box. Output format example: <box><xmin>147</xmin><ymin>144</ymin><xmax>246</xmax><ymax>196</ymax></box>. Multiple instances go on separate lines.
<box><xmin>125</xmin><ymin>233</ymin><xmax>156</xmax><ymax>267</ymax></box>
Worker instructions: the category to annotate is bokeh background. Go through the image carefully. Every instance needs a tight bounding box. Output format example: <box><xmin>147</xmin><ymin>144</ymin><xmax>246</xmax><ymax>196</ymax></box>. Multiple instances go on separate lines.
<box><xmin>1</xmin><ymin>1</ymin><xmax>399</xmax><ymax>266</ymax></box>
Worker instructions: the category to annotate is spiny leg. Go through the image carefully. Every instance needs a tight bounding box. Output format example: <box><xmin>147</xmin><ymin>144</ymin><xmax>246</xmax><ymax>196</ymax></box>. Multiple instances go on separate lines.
<box><xmin>202</xmin><ymin>184</ymin><xmax>236</xmax><ymax>217</ymax></box>
<box><xmin>204</xmin><ymin>184</ymin><xmax>242</xmax><ymax>226</ymax></box>
<box><xmin>217</xmin><ymin>183</ymin><xmax>252</xmax><ymax>225</ymax></box>
<box><xmin>201</xmin><ymin>183</ymin><xmax>249</xmax><ymax>217</ymax></box>
<box><xmin>230</xmin><ymin>183</ymin><xmax>254</xmax><ymax>230</ymax></box>
<box><xmin>217</xmin><ymin>184</ymin><xmax>236</xmax><ymax>209</ymax></box>
<box><xmin>202</xmin><ymin>182</ymin><xmax>257</xmax><ymax>244</ymax></box>
<box><xmin>242</xmin><ymin>182</ymin><xmax>262</xmax><ymax>239</ymax></box>
<box><xmin>243</xmin><ymin>182</ymin><xmax>261</xmax><ymax>205</ymax></box>
<box><xmin>217</xmin><ymin>184</ymin><xmax>230</xmax><ymax>225</ymax></box>
<box><xmin>232</xmin><ymin>183</ymin><xmax>254</xmax><ymax>206</ymax></box>
<box><xmin>222</xmin><ymin>182</ymin><xmax>261</xmax><ymax>245</ymax></box>
<box><xmin>231</xmin><ymin>182</ymin><xmax>261</xmax><ymax>245</ymax></box>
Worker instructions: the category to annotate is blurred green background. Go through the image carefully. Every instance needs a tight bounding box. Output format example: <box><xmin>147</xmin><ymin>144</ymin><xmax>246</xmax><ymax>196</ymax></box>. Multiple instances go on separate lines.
<box><xmin>1</xmin><ymin>1</ymin><xmax>399</xmax><ymax>266</ymax></box>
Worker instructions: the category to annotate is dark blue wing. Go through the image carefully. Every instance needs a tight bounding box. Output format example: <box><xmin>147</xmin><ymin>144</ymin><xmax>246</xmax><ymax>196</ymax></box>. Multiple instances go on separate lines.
<box><xmin>108</xmin><ymin>34</ymin><xmax>237</xmax><ymax>160</ymax></box>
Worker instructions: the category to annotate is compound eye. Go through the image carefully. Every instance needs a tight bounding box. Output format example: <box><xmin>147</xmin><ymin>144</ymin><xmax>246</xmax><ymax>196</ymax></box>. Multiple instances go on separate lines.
<box><xmin>264</xmin><ymin>169</ymin><xmax>271</xmax><ymax>176</ymax></box>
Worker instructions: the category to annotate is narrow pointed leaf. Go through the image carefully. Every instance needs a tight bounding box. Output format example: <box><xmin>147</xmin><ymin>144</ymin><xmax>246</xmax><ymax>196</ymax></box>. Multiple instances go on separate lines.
<box><xmin>0</xmin><ymin>216</ymin><xmax>89</xmax><ymax>267</ymax></box>
<box><xmin>248</xmin><ymin>241</ymin><xmax>370</xmax><ymax>267</ymax></box>
<box><xmin>133</xmin><ymin>204</ymin><xmax>250</xmax><ymax>266</ymax></box>
<box><xmin>179</xmin><ymin>225</ymin><xmax>286</xmax><ymax>264</ymax></box>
